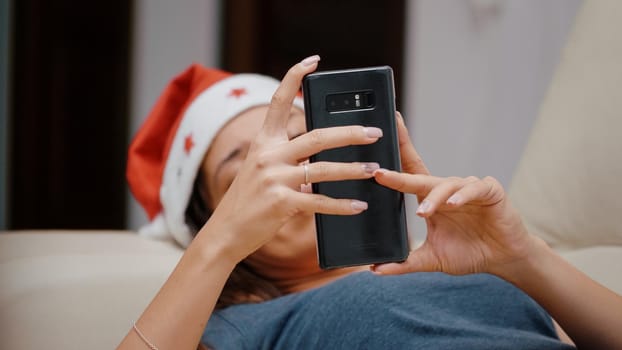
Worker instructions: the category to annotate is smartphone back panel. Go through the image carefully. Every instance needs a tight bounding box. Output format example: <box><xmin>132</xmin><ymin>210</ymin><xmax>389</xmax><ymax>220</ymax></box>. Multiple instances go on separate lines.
<box><xmin>303</xmin><ymin>66</ymin><xmax>409</xmax><ymax>269</ymax></box>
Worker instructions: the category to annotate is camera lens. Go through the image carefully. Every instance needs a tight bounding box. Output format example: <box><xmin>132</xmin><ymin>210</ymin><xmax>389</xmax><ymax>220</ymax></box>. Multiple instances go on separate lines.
<box><xmin>326</xmin><ymin>91</ymin><xmax>374</xmax><ymax>112</ymax></box>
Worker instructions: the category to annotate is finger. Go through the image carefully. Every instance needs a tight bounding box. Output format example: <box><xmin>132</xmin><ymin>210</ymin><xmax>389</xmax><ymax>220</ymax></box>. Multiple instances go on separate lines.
<box><xmin>415</xmin><ymin>177</ymin><xmax>470</xmax><ymax>217</ymax></box>
<box><xmin>294</xmin><ymin>161</ymin><xmax>379</xmax><ymax>185</ymax></box>
<box><xmin>446</xmin><ymin>176</ymin><xmax>503</xmax><ymax>207</ymax></box>
<box><xmin>396</xmin><ymin>111</ymin><xmax>429</xmax><ymax>175</ymax></box>
<box><xmin>262</xmin><ymin>55</ymin><xmax>320</xmax><ymax>137</ymax></box>
<box><xmin>281</xmin><ymin>125</ymin><xmax>382</xmax><ymax>162</ymax></box>
<box><xmin>373</xmin><ymin>169</ymin><xmax>442</xmax><ymax>195</ymax></box>
<box><xmin>289</xmin><ymin>191</ymin><xmax>368</xmax><ymax>215</ymax></box>
<box><xmin>372</xmin><ymin>243</ymin><xmax>440</xmax><ymax>275</ymax></box>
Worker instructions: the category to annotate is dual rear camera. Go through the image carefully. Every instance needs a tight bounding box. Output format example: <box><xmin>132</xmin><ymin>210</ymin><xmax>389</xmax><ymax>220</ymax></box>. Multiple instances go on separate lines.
<box><xmin>326</xmin><ymin>91</ymin><xmax>375</xmax><ymax>113</ymax></box>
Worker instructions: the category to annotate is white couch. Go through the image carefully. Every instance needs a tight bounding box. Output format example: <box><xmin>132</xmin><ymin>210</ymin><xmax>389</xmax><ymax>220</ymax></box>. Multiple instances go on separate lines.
<box><xmin>507</xmin><ymin>0</ymin><xmax>622</xmax><ymax>292</ymax></box>
<box><xmin>2</xmin><ymin>1</ymin><xmax>622</xmax><ymax>349</ymax></box>
<box><xmin>0</xmin><ymin>232</ymin><xmax>183</xmax><ymax>349</ymax></box>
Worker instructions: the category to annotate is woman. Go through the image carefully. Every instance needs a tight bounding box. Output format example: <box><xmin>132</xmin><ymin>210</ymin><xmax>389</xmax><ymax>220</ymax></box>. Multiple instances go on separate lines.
<box><xmin>120</xmin><ymin>56</ymin><xmax>622</xmax><ymax>349</ymax></box>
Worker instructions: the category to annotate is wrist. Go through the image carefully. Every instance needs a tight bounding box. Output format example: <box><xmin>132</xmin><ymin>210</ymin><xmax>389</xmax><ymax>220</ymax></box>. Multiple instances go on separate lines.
<box><xmin>190</xmin><ymin>219</ymin><xmax>247</xmax><ymax>269</ymax></box>
<box><xmin>488</xmin><ymin>234</ymin><xmax>553</xmax><ymax>288</ymax></box>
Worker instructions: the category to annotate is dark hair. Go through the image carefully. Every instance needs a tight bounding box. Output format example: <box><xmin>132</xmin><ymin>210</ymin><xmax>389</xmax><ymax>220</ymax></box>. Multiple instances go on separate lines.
<box><xmin>185</xmin><ymin>170</ymin><xmax>282</xmax><ymax>309</ymax></box>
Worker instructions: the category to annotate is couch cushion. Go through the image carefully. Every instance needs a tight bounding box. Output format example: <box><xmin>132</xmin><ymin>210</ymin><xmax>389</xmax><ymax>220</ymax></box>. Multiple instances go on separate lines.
<box><xmin>509</xmin><ymin>0</ymin><xmax>622</xmax><ymax>250</ymax></box>
<box><xmin>0</xmin><ymin>230</ymin><xmax>181</xmax><ymax>261</ymax></box>
<box><xmin>560</xmin><ymin>246</ymin><xmax>622</xmax><ymax>295</ymax></box>
<box><xmin>0</xmin><ymin>231</ymin><xmax>183</xmax><ymax>350</ymax></box>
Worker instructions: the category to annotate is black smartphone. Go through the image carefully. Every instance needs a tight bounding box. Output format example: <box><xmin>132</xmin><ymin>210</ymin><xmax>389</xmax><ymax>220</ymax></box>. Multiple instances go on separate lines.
<box><xmin>302</xmin><ymin>66</ymin><xmax>409</xmax><ymax>269</ymax></box>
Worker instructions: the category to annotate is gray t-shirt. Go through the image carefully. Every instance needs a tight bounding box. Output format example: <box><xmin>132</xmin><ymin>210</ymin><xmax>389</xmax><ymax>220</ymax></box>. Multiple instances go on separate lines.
<box><xmin>202</xmin><ymin>272</ymin><xmax>574</xmax><ymax>349</ymax></box>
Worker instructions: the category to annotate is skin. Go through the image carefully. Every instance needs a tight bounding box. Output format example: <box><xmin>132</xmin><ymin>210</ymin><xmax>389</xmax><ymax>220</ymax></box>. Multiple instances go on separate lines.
<box><xmin>200</xmin><ymin>105</ymin><xmax>368</xmax><ymax>292</ymax></box>
<box><xmin>118</xmin><ymin>56</ymin><xmax>622</xmax><ymax>350</ymax></box>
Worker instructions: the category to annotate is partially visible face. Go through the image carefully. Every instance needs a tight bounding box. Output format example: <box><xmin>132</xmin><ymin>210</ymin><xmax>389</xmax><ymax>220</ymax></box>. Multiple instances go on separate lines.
<box><xmin>200</xmin><ymin>105</ymin><xmax>320</xmax><ymax>274</ymax></box>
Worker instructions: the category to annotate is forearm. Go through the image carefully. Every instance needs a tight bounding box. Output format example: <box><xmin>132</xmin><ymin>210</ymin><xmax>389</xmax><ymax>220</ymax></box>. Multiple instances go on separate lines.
<box><xmin>493</xmin><ymin>237</ymin><xmax>622</xmax><ymax>349</ymax></box>
<box><xmin>117</xmin><ymin>226</ymin><xmax>237</xmax><ymax>350</ymax></box>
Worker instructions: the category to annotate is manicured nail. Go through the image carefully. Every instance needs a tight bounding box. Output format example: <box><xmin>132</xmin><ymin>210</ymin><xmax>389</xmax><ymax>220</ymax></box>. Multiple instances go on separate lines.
<box><xmin>447</xmin><ymin>193</ymin><xmax>461</xmax><ymax>205</ymax></box>
<box><xmin>416</xmin><ymin>200</ymin><xmax>430</xmax><ymax>215</ymax></box>
<box><xmin>364</xmin><ymin>127</ymin><xmax>383</xmax><ymax>138</ymax></box>
<box><xmin>362</xmin><ymin>162</ymin><xmax>380</xmax><ymax>173</ymax></box>
<box><xmin>301</xmin><ymin>55</ymin><xmax>321</xmax><ymax>67</ymax></box>
<box><xmin>351</xmin><ymin>200</ymin><xmax>368</xmax><ymax>211</ymax></box>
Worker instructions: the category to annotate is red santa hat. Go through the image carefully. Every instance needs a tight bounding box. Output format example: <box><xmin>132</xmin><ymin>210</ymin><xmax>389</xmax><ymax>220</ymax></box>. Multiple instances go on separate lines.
<box><xmin>127</xmin><ymin>63</ymin><xmax>304</xmax><ymax>247</ymax></box>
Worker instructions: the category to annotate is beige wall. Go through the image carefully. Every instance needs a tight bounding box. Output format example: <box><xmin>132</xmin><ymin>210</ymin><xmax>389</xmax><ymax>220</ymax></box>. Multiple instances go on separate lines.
<box><xmin>403</xmin><ymin>0</ymin><xmax>581</xmax><ymax>242</ymax></box>
<box><xmin>127</xmin><ymin>0</ymin><xmax>221</xmax><ymax>230</ymax></box>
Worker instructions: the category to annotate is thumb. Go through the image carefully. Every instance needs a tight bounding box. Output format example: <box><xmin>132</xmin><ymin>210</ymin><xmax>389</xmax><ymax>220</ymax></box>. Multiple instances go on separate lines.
<box><xmin>396</xmin><ymin>111</ymin><xmax>429</xmax><ymax>176</ymax></box>
<box><xmin>372</xmin><ymin>243</ymin><xmax>440</xmax><ymax>275</ymax></box>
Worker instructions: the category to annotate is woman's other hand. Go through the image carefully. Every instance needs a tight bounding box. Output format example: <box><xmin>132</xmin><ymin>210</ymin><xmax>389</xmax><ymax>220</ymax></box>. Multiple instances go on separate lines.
<box><xmin>373</xmin><ymin>138</ymin><xmax>622</xmax><ymax>350</ymax></box>
<box><xmin>372</xmin><ymin>170</ymin><xmax>536</xmax><ymax>278</ymax></box>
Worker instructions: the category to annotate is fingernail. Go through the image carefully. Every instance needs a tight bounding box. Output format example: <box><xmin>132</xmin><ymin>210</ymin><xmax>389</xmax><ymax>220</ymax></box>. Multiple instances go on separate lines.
<box><xmin>364</xmin><ymin>127</ymin><xmax>383</xmax><ymax>138</ymax></box>
<box><xmin>447</xmin><ymin>194</ymin><xmax>461</xmax><ymax>205</ymax></box>
<box><xmin>351</xmin><ymin>200</ymin><xmax>368</xmax><ymax>211</ymax></box>
<box><xmin>416</xmin><ymin>200</ymin><xmax>430</xmax><ymax>215</ymax></box>
<box><xmin>301</xmin><ymin>55</ymin><xmax>321</xmax><ymax>67</ymax></box>
<box><xmin>362</xmin><ymin>162</ymin><xmax>380</xmax><ymax>173</ymax></box>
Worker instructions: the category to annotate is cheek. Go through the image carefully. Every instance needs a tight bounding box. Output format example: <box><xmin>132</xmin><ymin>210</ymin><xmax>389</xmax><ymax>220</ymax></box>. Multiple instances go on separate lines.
<box><xmin>205</xmin><ymin>166</ymin><xmax>239</xmax><ymax>210</ymax></box>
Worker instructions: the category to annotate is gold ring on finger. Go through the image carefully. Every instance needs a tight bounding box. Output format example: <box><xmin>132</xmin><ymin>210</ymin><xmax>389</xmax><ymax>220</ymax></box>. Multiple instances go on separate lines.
<box><xmin>303</xmin><ymin>163</ymin><xmax>310</xmax><ymax>185</ymax></box>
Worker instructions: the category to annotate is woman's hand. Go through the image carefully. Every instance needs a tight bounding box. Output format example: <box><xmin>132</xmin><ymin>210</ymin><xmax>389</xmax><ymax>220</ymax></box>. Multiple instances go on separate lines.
<box><xmin>373</xmin><ymin>171</ymin><xmax>534</xmax><ymax>276</ymax></box>
<box><xmin>200</xmin><ymin>55</ymin><xmax>382</xmax><ymax>263</ymax></box>
<box><xmin>373</xmin><ymin>116</ymin><xmax>536</xmax><ymax>277</ymax></box>
<box><xmin>375</xmin><ymin>121</ymin><xmax>622</xmax><ymax>349</ymax></box>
